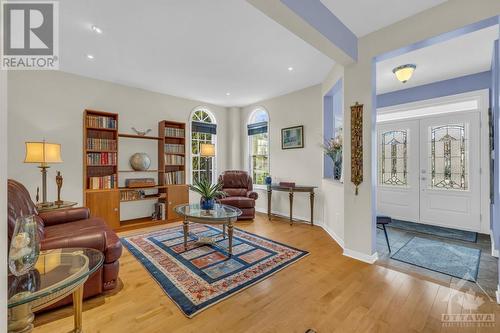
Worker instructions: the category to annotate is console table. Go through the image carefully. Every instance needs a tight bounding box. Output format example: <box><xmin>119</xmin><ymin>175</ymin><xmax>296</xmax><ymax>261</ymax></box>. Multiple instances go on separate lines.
<box><xmin>267</xmin><ymin>184</ymin><xmax>317</xmax><ymax>226</ymax></box>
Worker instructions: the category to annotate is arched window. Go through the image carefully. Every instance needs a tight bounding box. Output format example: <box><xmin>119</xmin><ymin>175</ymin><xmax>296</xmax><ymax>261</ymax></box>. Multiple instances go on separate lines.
<box><xmin>247</xmin><ymin>108</ymin><xmax>269</xmax><ymax>185</ymax></box>
<box><xmin>190</xmin><ymin>108</ymin><xmax>217</xmax><ymax>183</ymax></box>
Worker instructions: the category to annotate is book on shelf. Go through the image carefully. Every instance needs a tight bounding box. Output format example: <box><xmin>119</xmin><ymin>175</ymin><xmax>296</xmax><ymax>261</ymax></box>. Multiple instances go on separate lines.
<box><xmin>164</xmin><ymin>127</ymin><xmax>185</xmax><ymax>138</ymax></box>
<box><xmin>86</xmin><ymin>152</ymin><xmax>117</xmax><ymax>166</ymax></box>
<box><xmin>87</xmin><ymin>138</ymin><xmax>117</xmax><ymax>151</ymax></box>
<box><xmin>165</xmin><ymin>154</ymin><xmax>184</xmax><ymax>165</ymax></box>
<box><xmin>86</xmin><ymin>115</ymin><xmax>117</xmax><ymax>129</ymax></box>
<box><xmin>164</xmin><ymin>143</ymin><xmax>184</xmax><ymax>154</ymax></box>
<box><xmin>88</xmin><ymin>174</ymin><xmax>117</xmax><ymax>190</ymax></box>
<box><xmin>164</xmin><ymin>171</ymin><xmax>184</xmax><ymax>185</ymax></box>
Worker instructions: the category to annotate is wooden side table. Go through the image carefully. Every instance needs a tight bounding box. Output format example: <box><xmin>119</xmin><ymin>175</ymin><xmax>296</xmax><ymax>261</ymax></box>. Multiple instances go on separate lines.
<box><xmin>267</xmin><ymin>184</ymin><xmax>317</xmax><ymax>226</ymax></box>
<box><xmin>36</xmin><ymin>201</ymin><xmax>77</xmax><ymax>213</ymax></box>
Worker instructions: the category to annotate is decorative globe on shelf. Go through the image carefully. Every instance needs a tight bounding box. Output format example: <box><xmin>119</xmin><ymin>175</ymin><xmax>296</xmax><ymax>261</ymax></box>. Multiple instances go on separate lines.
<box><xmin>129</xmin><ymin>153</ymin><xmax>151</xmax><ymax>171</ymax></box>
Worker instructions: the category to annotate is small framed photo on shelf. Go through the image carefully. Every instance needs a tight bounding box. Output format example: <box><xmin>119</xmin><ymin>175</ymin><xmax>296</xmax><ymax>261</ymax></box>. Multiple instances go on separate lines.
<box><xmin>281</xmin><ymin>125</ymin><xmax>304</xmax><ymax>149</ymax></box>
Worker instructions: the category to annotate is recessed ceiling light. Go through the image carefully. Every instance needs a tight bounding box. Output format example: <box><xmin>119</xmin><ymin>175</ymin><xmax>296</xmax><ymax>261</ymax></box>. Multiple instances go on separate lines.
<box><xmin>91</xmin><ymin>25</ymin><xmax>103</xmax><ymax>34</ymax></box>
<box><xmin>225</xmin><ymin>92</ymin><xmax>231</xmax><ymax>96</ymax></box>
<box><xmin>287</xmin><ymin>67</ymin><xmax>294</xmax><ymax>71</ymax></box>
<box><xmin>86</xmin><ymin>54</ymin><xmax>95</xmax><ymax>60</ymax></box>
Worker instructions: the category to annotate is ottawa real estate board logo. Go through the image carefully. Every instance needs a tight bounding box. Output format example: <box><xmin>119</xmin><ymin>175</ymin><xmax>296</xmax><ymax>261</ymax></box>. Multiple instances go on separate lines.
<box><xmin>1</xmin><ymin>1</ymin><xmax>59</xmax><ymax>70</ymax></box>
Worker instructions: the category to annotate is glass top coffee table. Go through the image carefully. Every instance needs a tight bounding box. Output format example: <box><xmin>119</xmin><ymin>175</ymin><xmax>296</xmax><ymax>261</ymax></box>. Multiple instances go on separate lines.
<box><xmin>8</xmin><ymin>248</ymin><xmax>104</xmax><ymax>333</ymax></box>
<box><xmin>175</xmin><ymin>203</ymin><xmax>242</xmax><ymax>255</ymax></box>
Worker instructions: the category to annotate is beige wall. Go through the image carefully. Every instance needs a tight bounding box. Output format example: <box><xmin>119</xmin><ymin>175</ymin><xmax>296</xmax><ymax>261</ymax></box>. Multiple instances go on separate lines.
<box><xmin>321</xmin><ymin>65</ymin><xmax>344</xmax><ymax>246</ymax></box>
<box><xmin>241</xmin><ymin>85</ymin><xmax>324</xmax><ymax>224</ymax></box>
<box><xmin>7</xmin><ymin>71</ymin><xmax>229</xmax><ymax>220</ymax></box>
<box><xmin>342</xmin><ymin>0</ymin><xmax>500</xmax><ymax>257</ymax></box>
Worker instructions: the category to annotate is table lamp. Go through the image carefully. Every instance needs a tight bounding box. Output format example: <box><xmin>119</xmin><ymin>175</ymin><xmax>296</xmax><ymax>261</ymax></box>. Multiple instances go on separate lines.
<box><xmin>200</xmin><ymin>143</ymin><xmax>215</xmax><ymax>182</ymax></box>
<box><xmin>24</xmin><ymin>141</ymin><xmax>63</xmax><ymax>207</ymax></box>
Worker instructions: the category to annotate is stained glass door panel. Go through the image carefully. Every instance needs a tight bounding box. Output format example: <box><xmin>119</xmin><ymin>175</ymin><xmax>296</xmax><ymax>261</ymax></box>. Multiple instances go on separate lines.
<box><xmin>380</xmin><ymin>130</ymin><xmax>408</xmax><ymax>186</ymax></box>
<box><xmin>429</xmin><ymin>124</ymin><xmax>467</xmax><ymax>190</ymax></box>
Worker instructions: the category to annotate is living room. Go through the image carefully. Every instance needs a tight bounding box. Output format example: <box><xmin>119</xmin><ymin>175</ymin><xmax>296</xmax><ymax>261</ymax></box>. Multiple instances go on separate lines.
<box><xmin>2</xmin><ymin>1</ymin><xmax>500</xmax><ymax>332</ymax></box>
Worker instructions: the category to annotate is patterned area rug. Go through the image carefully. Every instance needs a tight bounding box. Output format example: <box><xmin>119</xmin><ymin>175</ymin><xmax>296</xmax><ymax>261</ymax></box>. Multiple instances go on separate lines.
<box><xmin>391</xmin><ymin>236</ymin><xmax>481</xmax><ymax>281</ymax></box>
<box><xmin>121</xmin><ymin>224</ymin><xmax>308</xmax><ymax>317</ymax></box>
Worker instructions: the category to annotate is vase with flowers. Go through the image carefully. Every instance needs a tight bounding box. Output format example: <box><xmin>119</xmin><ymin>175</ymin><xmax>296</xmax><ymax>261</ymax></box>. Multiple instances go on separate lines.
<box><xmin>322</xmin><ymin>135</ymin><xmax>343</xmax><ymax>181</ymax></box>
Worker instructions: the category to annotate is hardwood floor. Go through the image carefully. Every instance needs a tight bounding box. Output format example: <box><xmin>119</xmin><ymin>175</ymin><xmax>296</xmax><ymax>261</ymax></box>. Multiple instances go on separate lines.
<box><xmin>34</xmin><ymin>213</ymin><xmax>500</xmax><ymax>333</ymax></box>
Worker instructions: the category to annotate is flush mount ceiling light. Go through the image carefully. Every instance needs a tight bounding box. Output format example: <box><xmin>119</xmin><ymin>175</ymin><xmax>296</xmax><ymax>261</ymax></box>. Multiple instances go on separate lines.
<box><xmin>287</xmin><ymin>67</ymin><xmax>294</xmax><ymax>71</ymax></box>
<box><xmin>225</xmin><ymin>92</ymin><xmax>231</xmax><ymax>96</ymax></box>
<box><xmin>86</xmin><ymin>54</ymin><xmax>95</xmax><ymax>60</ymax></box>
<box><xmin>392</xmin><ymin>64</ymin><xmax>416</xmax><ymax>83</ymax></box>
<box><xmin>91</xmin><ymin>25</ymin><xmax>103</xmax><ymax>34</ymax></box>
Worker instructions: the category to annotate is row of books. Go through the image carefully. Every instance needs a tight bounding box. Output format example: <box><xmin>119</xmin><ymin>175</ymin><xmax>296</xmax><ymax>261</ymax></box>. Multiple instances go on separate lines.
<box><xmin>87</xmin><ymin>152</ymin><xmax>117</xmax><ymax>166</ymax></box>
<box><xmin>120</xmin><ymin>190</ymin><xmax>144</xmax><ymax>201</ymax></box>
<box><xmin>165</xmin><ymin>127</ymin><xmax>185</xmax><ymax>138</ymax></box>
<box><xmin>86</xmin><ymin>115</ymin><xmax>117</xmax><ymax>129</ymax></box>
<box><xmin>165</xmin><ymin>144</ymin><xmax>184</xmax><ymax>154</ymax></box>
<box><xmin>87</xmin><ymin>138</ymin><xmax>117</xmax><ymax>151</ymax></box>
<box><xmin>165</xmin><ymin>154</ymin><xmax>184</xmax><ymax>165</ymax></box>
<box><xmin>88</xmin><ymin>174</ymin><xmax>117</xmax><ymax>190</ymax></box>
<box><xmin>164</xmin><ymin>171</ymin><xmax>184</xmax><ymax>185</ymax></box>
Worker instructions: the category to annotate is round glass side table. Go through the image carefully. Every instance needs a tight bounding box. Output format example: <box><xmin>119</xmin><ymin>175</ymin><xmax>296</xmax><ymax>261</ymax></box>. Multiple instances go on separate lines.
<box><xmin>8</xmin><ymin>248</ymin><xmax>104</xmax><ymax>333</ymax></box>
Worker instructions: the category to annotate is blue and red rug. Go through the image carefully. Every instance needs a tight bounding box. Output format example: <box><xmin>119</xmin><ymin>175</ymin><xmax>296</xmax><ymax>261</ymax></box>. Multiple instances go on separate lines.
<box><xmin>121</xmin><ymin>224</ymin><xmax>308</xmax><ymax>317</ymax></box>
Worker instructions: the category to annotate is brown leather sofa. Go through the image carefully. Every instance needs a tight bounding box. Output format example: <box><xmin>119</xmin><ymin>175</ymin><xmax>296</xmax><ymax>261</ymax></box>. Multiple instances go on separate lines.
<box><xmin>218</xmin><ymin>171</ymin><xmax>258</xmax><ymax>220</ymax></box>
<box><xmin>7</xmin><ymin>179</ymin><xmax>122</xmax><ymax>307</ymax></box>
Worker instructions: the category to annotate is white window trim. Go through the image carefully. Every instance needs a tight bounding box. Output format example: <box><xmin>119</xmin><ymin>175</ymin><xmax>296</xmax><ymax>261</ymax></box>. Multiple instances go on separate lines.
<box><xmin>247</xmin><ymin>107</ymin><xmax>270</xmax><ymax>187</ymax></box>
<box><xmin>189</xmin><ymin>106</ymin><xmax>217</xmax><ymax>184</ymax></box>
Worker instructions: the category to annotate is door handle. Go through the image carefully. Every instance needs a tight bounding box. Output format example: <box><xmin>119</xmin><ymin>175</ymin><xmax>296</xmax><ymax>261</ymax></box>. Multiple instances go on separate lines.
<box><xmin>421</xmin><ymin>177</ymin><xmax>426</xmax><ymax>181</ymax></box>
<box><xmin>114</xmin><ymin>208</ymin><xmax>118</xmax><ymax>212</ymax></box>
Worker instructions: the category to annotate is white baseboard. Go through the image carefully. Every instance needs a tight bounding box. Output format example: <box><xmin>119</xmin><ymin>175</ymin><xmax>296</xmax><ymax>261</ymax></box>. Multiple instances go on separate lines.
<box><xmin>319</xmin><ymin>224</ymin><xmax>344</xmax><ymax>248</ymax></box>
<box><xmin>490</xmin><ymin>231</ymin><xmax>499</xmax><ymax>258</ymax></box>
<box><xmin>496</xmin><ymin>286</ymin><xmax>500</xmax><ymax>304</ymax></box>
<box><xmin>343</xmin><ymin>248</ymin><xmax>378</xmax><ymax>264</ymax></box>
<box><xmin>255</xmin><ymin>207</ymin><xmax>321</xmax><ymax>225</ymax></box>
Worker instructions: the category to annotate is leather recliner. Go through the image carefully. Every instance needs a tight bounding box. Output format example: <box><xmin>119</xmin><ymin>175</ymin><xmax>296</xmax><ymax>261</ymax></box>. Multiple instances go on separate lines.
<box><xmin>7</xmin><ymin>179</ymin><xmax>122</xmax><ymax>308</ymax></box>
<box><xmin>218</xmin><ymin>171</ymin><xmax>258</xmax><ymax>220</ymax></box>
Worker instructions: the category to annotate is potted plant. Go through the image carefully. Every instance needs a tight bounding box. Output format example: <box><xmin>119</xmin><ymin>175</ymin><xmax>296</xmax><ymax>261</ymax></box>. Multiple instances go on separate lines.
<box><xmin>322</xmin><ymin>135</ymin><xmax>343</xmax><ymax>181</ymax></box>
<box><xmin>189</xmin><ymin>178</ymin><xmax>226</xmax><ymax>210</ymax></box>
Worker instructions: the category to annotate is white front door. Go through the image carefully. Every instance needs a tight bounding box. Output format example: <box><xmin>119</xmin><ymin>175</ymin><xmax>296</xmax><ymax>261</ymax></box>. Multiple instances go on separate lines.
<box><xmin>377</xmin><ymin>111</ymin><xmax>482</xmax><ymax>231</ymax></box>
<box><xmin>419</xmin><ymin>112</ymin><xmax>481</xmax><ymax>231</ymax></box>
<box><xmin>377</xmin><ymin>120</ymin><xmax>419</xmax><ymax>222</ymax></box>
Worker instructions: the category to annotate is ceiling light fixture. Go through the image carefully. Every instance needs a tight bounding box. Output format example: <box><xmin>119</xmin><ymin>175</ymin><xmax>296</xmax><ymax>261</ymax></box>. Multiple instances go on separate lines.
<box><xmin>225</xmin><ymin>92</ymin><xmax>231</xmax><ymax>96</ymax></box>
<box><xmin>91</xmin><ymin>25</ymin><xmax>103</xmax><ymax>34</ymax></box>
<box><xmin>392</xmin><ymin>64</ymin><xmax>416</xmax><ymax>83</ymax></box>
<box><xmin>287</xmin><ymin>67</ymin><xmax>294</xmax><ymax>71</ymax></box>
<box><xmin>86</xmin><ymin>54</ymin><xmax>95</xmax><ymax>60</ymax></box>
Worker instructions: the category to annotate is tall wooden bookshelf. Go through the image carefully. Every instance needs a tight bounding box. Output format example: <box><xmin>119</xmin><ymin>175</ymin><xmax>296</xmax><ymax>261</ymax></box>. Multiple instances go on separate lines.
<box><xmin>83</xmin><ymin>111</ymin><xmax>188</xmax><ymax>231</ymax></box>
<box><xmin>83</xmin><ymin>109</ymin><xmax>120</xmax><ymax>229</ymax></box>
<box><xmin>158</xmin><ymin>120</ymin><xmax>188</xmax><ymax>220</ymax></box>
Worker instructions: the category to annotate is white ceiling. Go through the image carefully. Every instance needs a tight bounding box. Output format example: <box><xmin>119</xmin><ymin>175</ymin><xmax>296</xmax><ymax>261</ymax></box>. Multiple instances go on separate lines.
<box><xmin>376</xmin><ymin>26</ymin><xmax>498</xmax><ymax>94</ymax></box>
<box><xmin>320</xmin><ymin>0</ymin><xmax>448</xmax><ymax>37</ymax></box>
<box><xmin>59</xmin><ymin>0</ymin><xmax>335</xmax><ymax>107</ymax></box>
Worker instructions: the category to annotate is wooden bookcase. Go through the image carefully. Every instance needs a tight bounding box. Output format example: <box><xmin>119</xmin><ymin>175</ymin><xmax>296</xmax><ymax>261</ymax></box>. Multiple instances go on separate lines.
<box><xmin>83</xmin><ymin>111</ymin><xmax>188</xmax><ymax>231</ymax></box>
<box><xmin>83</xmin><ymin>109</ymin><xmax>120</xmax><ymax>229</ymax></box>
<box><xmin>158</xmin><ymin>120</ymin><xmax>188</xmax><ymax>221</ymax></box>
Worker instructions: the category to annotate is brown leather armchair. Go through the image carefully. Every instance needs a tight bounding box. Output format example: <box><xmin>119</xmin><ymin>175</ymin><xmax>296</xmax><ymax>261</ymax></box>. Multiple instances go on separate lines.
<box><xmin>218</xmin><ymin>171</ymin><xmax>258</xmax><ymax>220</ymax></box>
<box><xmin>7</xmin><ymin>179</ymin><xmax>122</xmax><ymax>308</ymax></box>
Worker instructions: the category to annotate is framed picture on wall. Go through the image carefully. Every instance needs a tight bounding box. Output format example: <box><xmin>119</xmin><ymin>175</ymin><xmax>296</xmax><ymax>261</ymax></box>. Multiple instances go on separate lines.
<box><xmin>281</xmin><ymin>125</ymin><xmax>304</xmax><ymax>149</ymax></box>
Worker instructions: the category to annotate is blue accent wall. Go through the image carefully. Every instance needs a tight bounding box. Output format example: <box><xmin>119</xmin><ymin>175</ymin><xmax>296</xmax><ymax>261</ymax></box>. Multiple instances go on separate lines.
<box><xmin>492</xmin><ymin>39</ymin><xmax>500</xmax><ymax>287</ymax></box>
<box><xmin>377</xmin><ymin>71</ymin><xmax>492</xmax><ymax>108</ymax></box>
<box><xmin>281</xmin><ymin>0</ymin><xmax>357</xmax><ymax>61</ymax></box>
<box><xmin>323</xmin><ymin>79</ymin><xmax>343</xmax><ymax>179</ymax></box>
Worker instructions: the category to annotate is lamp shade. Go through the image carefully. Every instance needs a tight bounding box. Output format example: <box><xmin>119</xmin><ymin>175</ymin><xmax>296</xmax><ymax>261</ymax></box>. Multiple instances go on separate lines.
<box><xmin>200</xmin><ymin>143</ymin><xmax>215</xmax><ymax>157</ymax></box>
<box><xmin>24</xmin><ymin>142</ymin><xmax>63</xmax><ymax>164</ymax></box>
<box><xmin>393</xmin><ymin>64</ymin><xmax>416</xmax><ymax>83</ymax></box>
